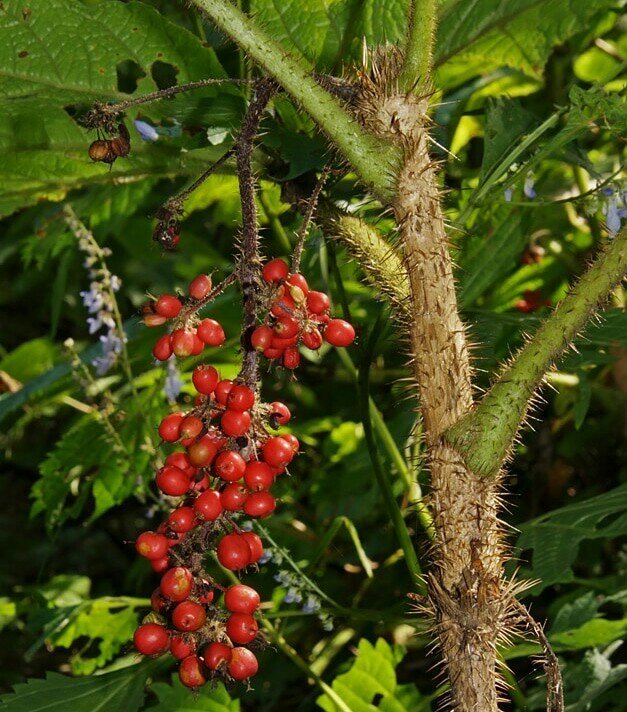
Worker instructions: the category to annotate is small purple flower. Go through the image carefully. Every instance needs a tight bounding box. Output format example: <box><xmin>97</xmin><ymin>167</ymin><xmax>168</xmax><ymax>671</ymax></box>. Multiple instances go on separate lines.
<box><xmin>258</xmin><ymin>550</ymin><xmax>273</xmax><ymax>565</ymax></box>
<box><xmin>504</xmin><ymin>187</ymin><xmax>513</xmax><ymax>202</ymax></box>
<box><xmin>134</xmin><ymin>119</ymin><xmax>159</xmax><ymax>142</ymax></box>
<box><xmin>601</xmin><ymin>186</ymin><xmax>614</xmax><ymax>197</ymax></box>
<box><xmin>606</xmin><ymin>196</ymin><xmax>621</xmax><ymax>235</ymax></box>
<box><xmin>163</xmin><ymin>356</ymin><xmax>183</xmax><ymax>402</ymax></box>
<box><xmin>523</xmin><ymin>173</ymin><xmax>537</xmax><ymax>200</ymax></box>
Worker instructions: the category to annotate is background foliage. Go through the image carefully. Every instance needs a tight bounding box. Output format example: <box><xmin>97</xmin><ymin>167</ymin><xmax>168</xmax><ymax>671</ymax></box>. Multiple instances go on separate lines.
<box><xmin>0</xmin><ymin>0</ymin><xmax>625</xmax><ymax>709</ymax></box>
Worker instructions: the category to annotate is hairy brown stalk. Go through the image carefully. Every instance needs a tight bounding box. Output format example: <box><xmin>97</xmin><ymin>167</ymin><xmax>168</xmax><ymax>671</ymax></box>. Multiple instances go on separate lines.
<box><xmin>291</xmin><ymin>164</ymin><xmax>333</xmax><ymax>272</ymax></box>
<box><xmin>235</xmin><ymin>78</ymin><xmax>277</xmax><ymax>388</ymax></box>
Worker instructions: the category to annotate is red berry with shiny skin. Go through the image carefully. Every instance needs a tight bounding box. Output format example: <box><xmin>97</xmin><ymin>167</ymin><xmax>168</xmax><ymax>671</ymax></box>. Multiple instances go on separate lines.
<box><xmin>133</xmin><ymin>623</ymin><xmax>170</xmax><ymax>656</ymax></box>
<box><xmin>282</xmin><ymin>433</ymin><xmax>300</xmax><ymax>454</ymax></box>
<box><xmin>306</xmin><ymin>290</ymin><xmax>330</xmax><ymax>315</ymax></box>
<box><xmin>241</xmin><ymin>531</ymin><xmax>264</xmax><ymax>563</ymax></box>
<box><xmin>214</xmin><ymin>450</ymin><xmax>246</xmax><ymax>482</ymax></box>
<box><xmin>136</xmin><ymin>531</ymin><xmax>169</xmax><ymax>560</ymax></box>
<box><xmin>172</xmin><ymin>601</ymin><xmax>206</xmax><ymax>632</ymax></box>
<box><xmin>192</xmin><ymin>365</ymin><xmax>219</xmax><ymax>395</ymax></box>
<box><xmin>220</xmin><ymin>483</ymin><xmax>248</xmax><ymax>511</ymax></box>
<box><xmin>165</xmin><ymin>451</ymin><xmax>195</xmax><ymax>476</ymax></box>
<box><xmin>144</xmin><ymin>313</ymin><xmax>167</xmax><ymax>327</ymax></box>
<box><xmin>197</xmin><ymin>319</ymin><xmax>225</xmax><ymax>347</ymax></box>
<box><xmin>187</xmin><ymin>436</ymin><xmax>218</xmax><ymax>467</ymax></box>
<box><xmin>189</xmin><ymin>274</ymin><xmax>212</xmax><ymax>301</ymax></box>
<box><xmin>171</xmin><ymin>329</ymin><xmax>196</xmax><ymax>357</ymax></box>
<box><xmin>171</xmin><ymin>635</ymin><xmax>196</xmax><ymax>660</ymax></box>
<box><xmin>152</xmin><ymin>335</ymin><xmax>173</xmax><ymax>361</ymax></box>
<box><xmin>217</xmin><ymin>533</ymin><xmax>251</xmax><ymax>571</ymax></box>
<box><xmin>160</xmin><ymin>566</ymin><xmax>193</xmax><ymax>601</ymax></box>
<box><xmin>224</xmin><ymin>584</ymin><xmax>260</xmax><ymax>614</ymax></box>
<box><xmin>282</xmin><ymin>346</ymin><xmax>301</xmax><ymax>369</ymax></box>
<box><xmin>226</xmin><ymin>613</ymin><xmax>258</xmax><ymax>644</ymax></box>
<box><xmin>226</xmin><ymin>384</ymin><xmax>255</xmax><ymax>412</ymax></box>
<box><xmin>251</xmin><ymin>325</ymin><xmax>273</xmax><ymax>351</ymax></box>
<box><xmin>179</xmin><ymin>655</ymin><xmax>207</xmax><ymax>688</ymax></box>
<box><xmin>270</xmin><ymin>402</ymin><xmax>291</xmax><ymax>425</ymax></box>
<box><xmin>263</xmin><ymin>346</ymin><xmax>283</xmax><ymax>360</ymax></box>
<box><xmin>150</xmin><ymin>556</ymin><xmax>170</xmax><ymax>573</ymax></box>
<box><xmin>228</xmin><ymin>647</ymin><xmax>259</xmax><ymax>681</ymax></box>
<box><xmin>262</xmin><ymin>258</ymin><xmax>289</xmax><ymax>283</ymax></box>
<box><xmin>155</xmin><ymin>294</ymin><xmax>182</xmax><ymax>319</ymax></box>
<box><xmin>180</xmin><ymin>415</ymin><xmax>204</xmax><ymax>440</ymax></box>
<box><xmin>302</xmin><ymin>327</ymin><xmax>323</xmax><ymax>350</ymax></box>
<box><xmin>286</xmin><ymin>273</ymin><xmax>309</xmax><ymax>294</ymax></box>
<box><xmin>190</xmin><ymin>332</ymin><xmax>205</xmax><ymax>356</ymax></box>
<box><xmin>244</xmin><ymin>460</ymin><xmax>274</xmax><ymax>490</ymax></box>
<box><xmin>193</xmin><ymin>489</ymin><xmax>223</xmax><ymax>521</ymax></box>
<box><xmin>203</xmin><ymin>641</ymin><xmax>232</xmax><ymax>670</ymax></box>
<box><xmin>244</xmin><ymin>491</ymin><xmax>276</xmax><ymax>518</ymax></box>
<box><xmin>221</xmin><ymin>409</ymin><xmax>251</xmax><ymax>438</ymax></box>
<box><xmin>158</xmin><ymin>412</ymin><xmax>183</xmax><ymax>442</ymax></box>
<box><xmin>214</xmin><ymin>379</ymin><xmax>234</xmax><ymax>405</ymax></box>
<box><xmin>324</xmin><ymin>319</ymin><xmax>355</xmax><ymax>347</ymax></box>
<box><xmin>155</xmin><ymin>465</ymin><xmax>190</xmax><ymax>497</ymax></box>
<box><xmin>262</xmin><ymin>436</ymin><xmax>294</xmax><ymax>467</ymax></box>
<box><xmin>167</xmin><ymin>507</ymin><xmax>197</xmax><ymax>533</ymax></box>
<box><xmin>274</xmin><ymin>315</ymin><xmax>299</xmax><ymax>339</ymax></box>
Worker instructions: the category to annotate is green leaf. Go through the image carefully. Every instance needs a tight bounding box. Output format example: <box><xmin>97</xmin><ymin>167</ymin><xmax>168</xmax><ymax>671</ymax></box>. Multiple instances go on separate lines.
<box><xmin>150</xmin><ymin>675</ymin><xmax>240</xmax><ymax>711</ymax></box>
<box><xmin>481</xmin><ymin>98</ymin><xmax>537</xmax><ymax>179</ymax></box>
<box><xmin>515</xmin><ymin>484</ymin><xmax>627</xmax><ymax>593</ymax></box>
<box><xmin>0</xmin><ymin>661</ymin><xmax>157</xmax><ymax>712</ymax></box>
<box><xmin>317</xmin><ymin>638</ymin><xmax>422</xmax><ymax>712</ymax></box>
<box><xmin>0</xmin><ymin>338</ymin><xmax>58</xmax><ymax>383</ymax></box>
<box><xmin>564</xmin><ymin>648</ymin><xmax>627</xmax><ymax>711</ymax></box>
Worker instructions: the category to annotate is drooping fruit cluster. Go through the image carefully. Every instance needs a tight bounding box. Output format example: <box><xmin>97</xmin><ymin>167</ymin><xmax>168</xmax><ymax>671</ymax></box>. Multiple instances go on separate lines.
<box><xmin>143</xmin><ymin>274</ymin><xmax>226</xmax><ymax>360</ymax></box>
<box><xmin>132</xmin><ymin>256</ymin><xmax>355</xmax><ymax>690</ymax></box>
<box><xmin>251</xmin><ymin>258</ymin><xmax>356</xmax><ymax>369</ymax></box>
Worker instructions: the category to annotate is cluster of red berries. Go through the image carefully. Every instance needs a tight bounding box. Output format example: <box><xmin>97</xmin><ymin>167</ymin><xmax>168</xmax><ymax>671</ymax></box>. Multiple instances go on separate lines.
<box><xmin>143</xmin><ymin>274</ymin><xmax>226</xmax><ymax>361</ymax></box>
<box><xmin>251</xmin><ymin>258</ymin><xmax>355</xmax><ymax>369</ymax></box>
<box><xmin>132</xmin><ymin>256</ymin><xmax>355</xmax><ymax>690</ymax></box>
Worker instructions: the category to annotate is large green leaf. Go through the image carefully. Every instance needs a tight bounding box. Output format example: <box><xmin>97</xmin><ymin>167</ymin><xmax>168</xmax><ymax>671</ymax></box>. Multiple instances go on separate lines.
<box><xmin>515</xmin><ymin>484</ymin><xmax>627</xmax><ymax>593</ymax></box>
<box><xmin>316</xmin><ymin>638</ymin><xmax>422</xmax><ymax>712</ymax></box>
<box><xmin>150</xmin><ymin>675</ymin><xmax>239</xmax><ymax>711</ymax></box>
<box><xmin>0</xmin><ymin>0</ymin><xmax>236</xmax><ymax>216</ymax></box>
<box><xmin>0</xmin><ymin>661</ymin><xmax>158</xmax><ymax>712</ymax></box>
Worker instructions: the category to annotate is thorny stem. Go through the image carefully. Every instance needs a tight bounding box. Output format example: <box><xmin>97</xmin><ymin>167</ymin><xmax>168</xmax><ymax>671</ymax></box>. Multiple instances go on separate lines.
<box><xmin>163</xmin><ymin>147</ymin><xmax>236</xmax><ymax>213</ymax></box>
<box><xmin>235</xmin><ymin>79</ymin><xmax>278</xmax><ymax>388</ymax></box>
<box><xmin>291</xmin><ymin>164</ymin><xmax>333</xmax><ymax>272</ymax></box>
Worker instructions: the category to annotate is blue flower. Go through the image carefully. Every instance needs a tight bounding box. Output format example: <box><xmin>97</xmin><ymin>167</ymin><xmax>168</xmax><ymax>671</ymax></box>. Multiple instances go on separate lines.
<box><xmin>163</xmin><ymin>356</ymin><xmax>183</xmax><ymax>402</ymax></box>
<box><xmin>504</xmin><ymin>187</ymin><xmax>513</xmax><ymax>202</ymax></box>
<box><xmin>134</xmin><ymin>119</ymin><xmax>159</xmax><ymax>142</ymax></box>
<box><xmin>523</xmin><ymin>173</ymin><xmax>537</xmax><ymax>200</ymax></box>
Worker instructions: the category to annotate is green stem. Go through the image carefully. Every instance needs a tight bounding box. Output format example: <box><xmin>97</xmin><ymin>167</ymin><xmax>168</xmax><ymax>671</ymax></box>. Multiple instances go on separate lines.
<box><xmin>398</xmin><ymin>0</ymin><xmax>438</xmax><ymax>93</ymax></box>
<box><xmin>446</xmin><ymin>228</ymin><xmax>627</xmax><ymax>477</ymax></box>
<box><xmin>308</xmin><ymin>515</ymin><xmax>373</xmax><ymax>577</ymax></box>
<box><xmin>358</xmin><ymin>313</ymin><xmax>425</xmax><ymax>590</ymax></box>
<box><xmin>190</xmin><ymin>0</ymin><xmax>400</xmax><ymax>200</ymax></box>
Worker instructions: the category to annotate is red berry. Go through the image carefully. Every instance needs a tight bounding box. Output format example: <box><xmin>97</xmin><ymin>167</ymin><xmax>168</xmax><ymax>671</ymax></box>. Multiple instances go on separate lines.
<box><xmin>136</xmin><ymin>531</ymin><xmax>169</xmax><ymax>560</ymax></box>
<box><xmin>262</xmin><ymin>258</ymin><xmax>289</xmax><ymax>283</ymax></box>
<box><xmin>302</xmin><ymin>327</ymin><xmax>323</xmax><ymax>350</ymax></box>
<box><xmin>192</xmin><ymin>365</ymin><xmax>219</xmax><ymax>395</ymax></box>
<box><xmin>244</xmin><ymin>491</ymin><xmax>276</xmax><ymax>518</ymax></box>
<box><xmin>226</xmin><ymin>613</ymin><xmax>258</xmax><ymax>644</ymax></box>
<box><xmin>197</xmin><ymin>583</ymin><xmax>215</xmax><ymax>605</ymax></box>
<box><xmin>220</xmin><ymin>483</ymin><xmax>248</xmax><ymax>511</ymax></box>
<box><xmin>272</xmin><ymin>335</ymin><xmax>298</xmax><ymax>350</ymax></box>
<box><xmin>180</xmin><ymin>415</ymin><xmax>204</xmax><ymax>440</ymax></box>
<box><xmin>306</xmin><ymin>290</ymin><xmax>330</xmax><ymax>315</ymax></box>
<box><xmin>172</xmin><ymin>601</ymin><xmax>207</xmax><ymax>632</ymax></box>
<box><xmin>150</xmin><ymin>556</ymin><xmax>171</xmax><ymax>573</ymax></box>
<box><xmin>274</xmin><ymin>315</ymin><xmax>300</xmax><ymax>339</ymax></box>
<box><xmin>224</xmin><ymin>584</ymin><xmax>260</xmax><ymax>614</ymax></box>
<box><xmin>214</xmin><ymin>450</ymin><xmax>246</xmax><ymax>482</ymax></box>
<box><xmin>152</xmin><ymin>334</ymin><xmax>171</xmax><ymax>364</ymax></box>
<box><xmin>151</xmin><ymin>587</ymin><xmax>169</xmax><ymax>614</ymax></box>
<box><xmin>165</xmin><ymin>451</ymin><xmax>196</xmax><ymax>477</ymax></box>
<box><xmin>171</xmin><ymin>328</ymin><xmax>196</xmax><ymax>357</ymax></box>
<box><xmin>167</xmin><ymin>507</ymin><xmax>197</xmax><ymax>533</ymax></box>
<box><xmin>155</xmin><ymin>294</ymin><xmax>182</xmax><ymax>319</ymax></box>
<box><xmin>244</xmin><ymin>460</ymin><xmax>274</xmax><ymax>490</ymax></box>
<box><xmin>214</xmin><ymin>379</ymin><xmax>234</xmax><ymax>405</ymax></box>
<box><xmin>171</xmin><ymin>635</ymin><xmax>196</xmax><ymax>660</ymax></box>
<box><xmin>197</xmin><ymin>319</ymin><xmax>225</xmax><ymax>347</ymax></box>
<box><xmin>226</xmin><ymin>385</ymin><xmax>255</xmax><ymax>412</ymax></box>
<box><xmin>187</xmin><ymin>435</ymin><xmax>218</xmax><ymax>467</ymax></box>
<box><xmin>282</xmin><ymin>433</ymin><xmax>300</xmax><ymax>454</ymax></box>
<box><xmin>251</xmin><ymin>325</ymin><xmax>273</xmax><ymax>351</ymax></box>
<box><xmin>221</xmin><ymin>409</ymin><xmax>251</xmax><ymax>438</ymax></box>
<box><xmin>144</xmin><ymin>313</ymin><xmax>167</xmax><ymax>327</ymax></box>
<box><xmin>179</xmin><ymin>655</ymin><xmax>207</xmax><ymax>688</ymax></box>
<box><xmin>189</xmin><ymin>274</ymin><xmax>212</xmax><ymax>301</ymax></box>
<box><xmin>203</xmin><ymin>641</ymin><xmax>232</xmax><ymax>670</ymax></box>
<box><xmin>282</xmin><ymin>346</ymin><xmax>301</xmax><ymax>369</ymax></box>
<box><xmin>228</xmin><ymin>647</ymin><xmax>258</xmax><ymax>681</ymax></box>
<box><xmin>263</xmin><ymin>346</ymin><xmax>283</xmax><ymax>359</ymax></box>
<box><xmin>193</xmin><ymin>489</ymin><xmax>223</xmax><ymax>521</ymax></box>
<box><xmin>160</xmin><ymin>566</ymin><xmax>193</xmax><ymax>601</ymax></box>
<box><xmin>217</xmin><ymin>533</ymin><xmax>251</xmax><ymax>570</ymax></box>
<box><xmin>190</xmin><ymin>474</ymin><xmax>210</xmax><ymax>492</ymax></box>
<box><xmin>133</xmin><ymin>623</ymin><xmax>169</xmax><ymax>656</ymax></box>
<box><xmin>158</xmin><ymin>412</ymin><xmax>183</xmax><ymax>442</ymax></box>
<box><xmin>324</xmin><ymin>319</ymin><xmax>355</xmax><ymax>347</ymax></box>
<box><xmin>270</xmin><ymin>402</ymin><xmax>291</xmax><ymax>425</ymax></box>
<box><xmin>262</xmin><ymin>436</ymin><xmax>294</xmax><ymax>467</ymax></box>
<box><xmin>241</xmin><ymin>531</ymin><xmax>264</xmax><ymax>563</ymax></box>
<box><xmin>190</xmin><ymin>332</ymin><xmax>205</xmax><ymax>356</ymax></box>
<box><xmin>286</xmin><ymin>273</ymin><xmax>309</xmax><ymax>294</ymax></box>
<box><xmin>156</xmin><ymin>465</ymin><xmax>190</xmax><ymax>497</ymax></box>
